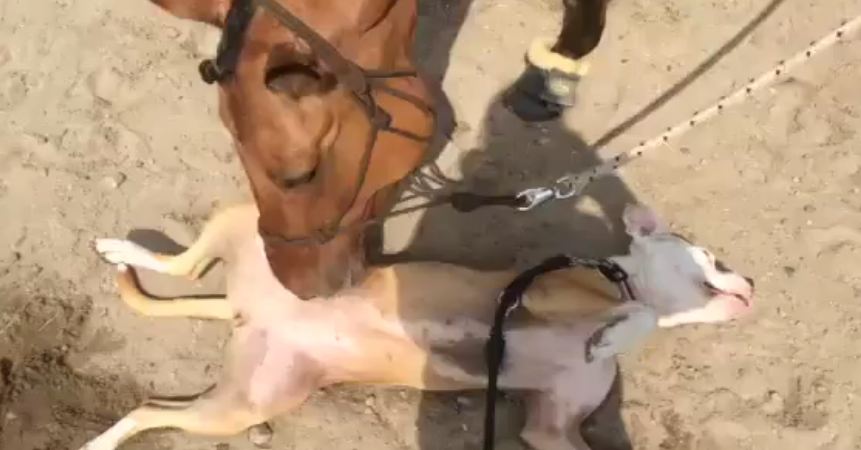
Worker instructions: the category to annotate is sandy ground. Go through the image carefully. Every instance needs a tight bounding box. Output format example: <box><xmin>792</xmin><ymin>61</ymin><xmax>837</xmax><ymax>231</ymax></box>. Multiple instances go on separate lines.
<box><xmin>2</xmin><ymin>0</ymin><xmax>861</xmax><ymax>449</ymax></box>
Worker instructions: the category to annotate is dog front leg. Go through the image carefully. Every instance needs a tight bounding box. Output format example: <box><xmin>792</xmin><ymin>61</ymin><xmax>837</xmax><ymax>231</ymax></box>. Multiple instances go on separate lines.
<box><xmin>585</xmin><ymin>302</ymin><xmax>658</xmax><ymax>362</ymax></box>
<box><xmin>521</xmin><ymin>393</ymin><xmax>588</xmax><ymax>450</ymax></box>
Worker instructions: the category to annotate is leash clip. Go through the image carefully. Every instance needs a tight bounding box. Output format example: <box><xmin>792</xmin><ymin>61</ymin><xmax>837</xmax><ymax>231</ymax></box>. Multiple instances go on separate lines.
<box><xmin>516</xmin><ymin>187</ymin><xmax>554</xmax><ymax>211</ymax></box>
<box><xmin>516</xmin><ymin>176</ymin><xmax>581</xmax><ymax>211</ymax></box>
<box><xmin>552</xmin><ymin>175</ymin><xmax>579</xmax><ymax>199</ymax></box>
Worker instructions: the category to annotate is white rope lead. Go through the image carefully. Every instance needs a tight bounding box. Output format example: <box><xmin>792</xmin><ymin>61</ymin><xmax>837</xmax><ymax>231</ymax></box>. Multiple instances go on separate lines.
<box><xmin>518</xmin><ymin>13</ymin><xmax>861</xmax><ymax>210</ymax></box>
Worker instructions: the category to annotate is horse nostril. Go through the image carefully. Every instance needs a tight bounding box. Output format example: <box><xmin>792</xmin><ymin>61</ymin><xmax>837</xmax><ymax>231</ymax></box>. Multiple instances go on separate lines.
<box><xmin>744</xmin><ymin>276</ymin><xmax>755</xmax><ymax>288</ymax></box>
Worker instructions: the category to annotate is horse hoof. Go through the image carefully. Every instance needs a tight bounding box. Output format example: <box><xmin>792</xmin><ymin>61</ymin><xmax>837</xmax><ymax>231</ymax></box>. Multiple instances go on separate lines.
<box><xmin>503</xmin><ymin>65</ymin><xmax>577</xmax><ymax>122</ymax></box>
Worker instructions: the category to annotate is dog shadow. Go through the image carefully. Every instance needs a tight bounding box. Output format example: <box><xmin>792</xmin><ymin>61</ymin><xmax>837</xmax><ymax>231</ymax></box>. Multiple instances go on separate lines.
<box><xmin>366</xmin><ymin>1</ymin><xmax>642</xmax><ymax>449</ymax></box>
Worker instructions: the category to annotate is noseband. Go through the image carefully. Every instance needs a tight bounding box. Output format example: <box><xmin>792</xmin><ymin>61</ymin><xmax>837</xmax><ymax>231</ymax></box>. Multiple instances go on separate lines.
<box><xmin>201</xmin><ymin>0</ymin><xmax>433</xmax><ymax>246</ymax></box>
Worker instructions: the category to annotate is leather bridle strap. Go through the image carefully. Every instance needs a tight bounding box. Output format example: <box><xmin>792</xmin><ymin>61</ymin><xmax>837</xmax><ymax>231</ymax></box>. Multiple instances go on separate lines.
<box><xmin>199</xmin><ymin>0</ymin><xmax>256</xmax><ymax>84</ymax></box>
<box><xmin>254</xmin><ymin>0</ymin><xmax>373</xmax><ymax>96</ymax></box>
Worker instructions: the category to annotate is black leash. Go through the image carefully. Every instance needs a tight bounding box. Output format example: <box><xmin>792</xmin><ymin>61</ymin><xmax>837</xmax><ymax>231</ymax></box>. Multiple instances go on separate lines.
<box><xmin>482</xmin><ymin>255</ymin><xmax>633</xmax><ymax>450</ymax></box>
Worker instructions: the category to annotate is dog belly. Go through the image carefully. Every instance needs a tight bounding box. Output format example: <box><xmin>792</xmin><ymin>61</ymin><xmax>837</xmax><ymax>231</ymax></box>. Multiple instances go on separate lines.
<box><xmin>222</xmin><ymin>327</ymin><xmax>314</xmax><ymax>409</ymax></box>
<box><xmin>418</xmin><ymin>322</ymin><xmax>614</xmax><ymax>391</ymax></box>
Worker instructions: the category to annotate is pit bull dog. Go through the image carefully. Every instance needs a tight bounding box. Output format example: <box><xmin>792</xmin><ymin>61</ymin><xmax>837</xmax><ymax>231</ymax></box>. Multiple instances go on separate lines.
<box><xmin>81</xmin><ymin>203</ymin><xmax>753</xmax><ymax>450</ymax></box>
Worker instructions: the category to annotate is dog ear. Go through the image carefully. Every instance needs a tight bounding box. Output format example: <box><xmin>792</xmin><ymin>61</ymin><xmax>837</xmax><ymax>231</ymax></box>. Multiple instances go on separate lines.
<box><xmin>151</xmin><ymin>0</ymin><xmax>229</xmax><ymax>27</ymax></box>
<box><xmin>622</xmin><ymin>204</ymin><xmax>668</xmax><ymax>238</ymax></box>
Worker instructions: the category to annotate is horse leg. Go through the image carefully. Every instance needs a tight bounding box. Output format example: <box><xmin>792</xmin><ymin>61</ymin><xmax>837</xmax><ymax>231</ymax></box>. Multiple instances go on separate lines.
<box><xmin>553</xmin><ymin>0</ymin><xmax>609</xmax><ymax>60</ymax></box>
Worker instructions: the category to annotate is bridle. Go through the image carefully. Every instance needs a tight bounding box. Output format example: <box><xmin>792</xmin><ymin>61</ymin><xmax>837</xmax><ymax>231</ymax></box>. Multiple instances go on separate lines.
<box><xmin>199</xmin><ymin>0</ymin><xmax>434</xmax><ymax>246</ymax></box>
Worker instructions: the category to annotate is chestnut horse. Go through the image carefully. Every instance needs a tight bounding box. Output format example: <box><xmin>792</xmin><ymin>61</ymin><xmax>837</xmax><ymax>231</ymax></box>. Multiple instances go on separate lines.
<box><xmin>144</xmin><ymin>0</ymin><xmax>608</xmax><ymax>299</ymax></box>
<box><xmin>147</xmin><ymin>0</ymin><xmax>436</xmax><ymax>299</ymax></box>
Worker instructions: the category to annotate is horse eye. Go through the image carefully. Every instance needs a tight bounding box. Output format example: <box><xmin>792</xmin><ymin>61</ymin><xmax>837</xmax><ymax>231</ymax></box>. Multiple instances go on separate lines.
<box><xmin>265</xmin><ymin>64</ymin><xmax>333</xmax><ymax>98</ymax></box>
<box><xmin>279</xmin><ymin>167</ymin><xmax>317</xmax><ymax>189</ymax></box>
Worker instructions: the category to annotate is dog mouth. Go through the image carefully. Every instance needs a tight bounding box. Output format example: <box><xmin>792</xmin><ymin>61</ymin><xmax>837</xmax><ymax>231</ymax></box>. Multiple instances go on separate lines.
<box><xmin>704</xmin><ymin>281</ymin><xmax>751</xmax><ymax>307</ymax></box>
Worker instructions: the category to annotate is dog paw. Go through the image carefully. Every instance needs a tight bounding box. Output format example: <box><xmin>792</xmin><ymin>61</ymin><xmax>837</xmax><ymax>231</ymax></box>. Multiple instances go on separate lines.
<box><xmin>585</xmin><ymin>315</ymin><xmax>626</xmax><ymax>362</ymax></box>
<box><xmin>586</xmin><ymin>308</ymin><xmax>658</xmax><ymax>362</ymax></box>
<box><xmin>93</xmin><ymin>238</ymin><xmax>167</xmax><ymax>272</ymax></box>
<box><xmin>248</xmin><ymin>422</ymin><xmax>274</xmax><ymax>448</ymax></box>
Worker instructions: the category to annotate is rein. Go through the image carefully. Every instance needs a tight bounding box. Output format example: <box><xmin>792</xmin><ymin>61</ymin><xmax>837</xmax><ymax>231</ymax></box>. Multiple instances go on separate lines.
<box><xmin>200</xmin><ymin>0</ymin><xmax>434</xmax><ymax>246</ymax></box>
<box><xmin>253</xmin><ymin>191</ymin><xmax>531</xmax><ymax>246</ymax></box>
<box><xmin>514</xmin><ymin>14</ymin><xmax>861</xmax><ymax>208</ymax></box>
<box><xmin>483</xmin><ymin>255</ymin><xmax>634</xmax><ymax>450</ymax></box>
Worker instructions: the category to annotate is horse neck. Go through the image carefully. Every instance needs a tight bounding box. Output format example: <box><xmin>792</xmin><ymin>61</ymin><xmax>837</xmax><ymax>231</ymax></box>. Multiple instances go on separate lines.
<box><xmin>341</xmin><ymin>0</ymin><xmax>419</xmax><ymax>71</ymax></box>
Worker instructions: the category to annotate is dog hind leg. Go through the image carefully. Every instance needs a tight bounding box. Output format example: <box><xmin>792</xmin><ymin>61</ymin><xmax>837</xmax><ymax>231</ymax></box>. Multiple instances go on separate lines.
<box><xmin>78</xmin><ymin>392</ymin><xmax>262</xmax><ymax>450</ymax></box>
<box><xmin>110</xmin><ymin>265</ymin><xmax>233</xmax><ymax>320</ymax></box>
<box><xmin>78</xmin><ymin>377</ymin><xmax>309</xmax><ymax>450</ymax></box>
<box><xmin>94</xmin><ymin>203</ymin><xmax>257</xmax><ymax>280</ymax></box>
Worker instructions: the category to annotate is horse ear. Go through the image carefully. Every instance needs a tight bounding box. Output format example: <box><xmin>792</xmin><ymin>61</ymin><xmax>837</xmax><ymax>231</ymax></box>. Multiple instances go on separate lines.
<box><xmin>150</xmin><ymin>0</ymin><xmax>229</xmax><ymax>27</ymax></box>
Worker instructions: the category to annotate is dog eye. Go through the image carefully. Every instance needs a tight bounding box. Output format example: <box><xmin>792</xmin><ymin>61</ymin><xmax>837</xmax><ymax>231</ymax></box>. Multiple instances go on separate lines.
<box><xmin>714</xmin><ymin>258</ymin><xmax>731</xmax><ymax>273</ymax></box>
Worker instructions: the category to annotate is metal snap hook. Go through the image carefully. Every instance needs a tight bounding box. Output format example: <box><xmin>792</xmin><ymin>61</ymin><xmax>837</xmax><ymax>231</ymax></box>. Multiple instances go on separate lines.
<box><xmin>516</xmin><ymin>187</ymin><xmax>555</xmax><ymax>211</ymax></box>
<box><xmin>552</xmin><ymin>176</ymin><xmax>579</xmax><ymax>199</ymax></box>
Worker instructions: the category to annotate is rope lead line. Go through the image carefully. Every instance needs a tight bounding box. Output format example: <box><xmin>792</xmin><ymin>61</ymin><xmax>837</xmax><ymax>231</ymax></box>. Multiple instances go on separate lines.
<box><xmin>519</xmin><ymin>14</ymin><xmax>861</xmax><ymax>210</ymax></box>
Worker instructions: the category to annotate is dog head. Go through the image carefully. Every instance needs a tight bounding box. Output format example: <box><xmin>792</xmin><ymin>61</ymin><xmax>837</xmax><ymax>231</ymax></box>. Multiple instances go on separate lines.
<box><xmin>620</xmin><ymin>204</ymin><xmax>754</xmax><ymax>326</ymax></box>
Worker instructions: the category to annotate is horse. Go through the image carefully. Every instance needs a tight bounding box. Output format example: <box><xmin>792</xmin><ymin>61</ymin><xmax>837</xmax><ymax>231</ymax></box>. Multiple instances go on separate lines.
<box><xmin>142</xmin><ymin>0</ymin><xmax>609</xmax><ymax>298</ymax></box>
<box><xmin>145</xmin><ymin>0</ymin><xmax>436</xmax><ymax>299</ymax></box>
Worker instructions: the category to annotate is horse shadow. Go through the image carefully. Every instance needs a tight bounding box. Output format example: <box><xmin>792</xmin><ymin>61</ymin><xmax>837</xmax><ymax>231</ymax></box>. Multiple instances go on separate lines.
<box><xmin>365</xmin><ymin>1</ymin><xmax>641</xmax><ymax>449</ymax></box>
